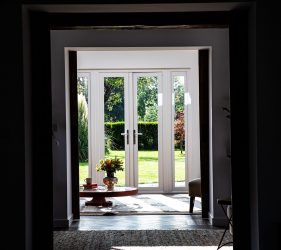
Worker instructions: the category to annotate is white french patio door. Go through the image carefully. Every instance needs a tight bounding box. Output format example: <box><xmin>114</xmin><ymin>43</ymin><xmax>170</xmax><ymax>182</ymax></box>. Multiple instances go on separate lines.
<box><xmin>88</xmin><ymin>70</ymin><xmax>191</xmax><ymax>193</ymax></box>
<box><xmin>98</xmin><ymin>73</ymin><xmax>130</xmax><ymax>187</ymax></box>
<box><xmin>132</xmin><ymin>72</ymin><xmax>163</xmax><ymax>191</ymax></box>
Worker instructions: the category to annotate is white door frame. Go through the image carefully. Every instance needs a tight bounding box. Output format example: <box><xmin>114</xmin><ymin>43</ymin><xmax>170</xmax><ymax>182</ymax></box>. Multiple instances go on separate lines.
<box><xmin>79</xmin><ymin>68</ymin><xmax>198</xmax><ymax>193</ymax></box>
<box><xmin>171</xmin><ymin>71</ymin><xmax>190</xmax><ymax>191</ymax></box>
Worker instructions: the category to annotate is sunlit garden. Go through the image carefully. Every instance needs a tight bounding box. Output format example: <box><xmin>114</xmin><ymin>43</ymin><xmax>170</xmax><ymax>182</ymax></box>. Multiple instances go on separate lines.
<box><xmin>79</xmin><ymin>150</ymin><xmax>185</xmax><ymax>185</ymax></box>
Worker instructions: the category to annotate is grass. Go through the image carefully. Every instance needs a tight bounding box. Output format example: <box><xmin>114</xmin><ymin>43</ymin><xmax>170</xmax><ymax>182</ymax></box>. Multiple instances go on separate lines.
<box><xmin>79</xmin><ymin>162</ymin><xmax>89</xmax><ymax>184</ymax></box>
<box><xmin>79</xmin><ymin>150</ymin><xmax>186</xmax><ymax>186</ymax></box>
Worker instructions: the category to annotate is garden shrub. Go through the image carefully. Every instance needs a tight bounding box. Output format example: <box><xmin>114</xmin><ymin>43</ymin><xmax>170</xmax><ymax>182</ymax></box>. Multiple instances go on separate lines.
<box><xmin>104</xmin><ymin>122</ymin><xmax>158</xmax><ymax>150</ymax></box>
<box><xmin>105</xmin><ymin>122</ymin><xmax>125</xmax><ymax>151</ymax></box>
<box><xmin>138</xmin><ymin>122</ymin><xmax>158</xmax><ymax>150</ymax></box>
<box><xmin>78</xmin><ymin>94</ymin><xmax>88</xmax><ymax>162</ymax></box>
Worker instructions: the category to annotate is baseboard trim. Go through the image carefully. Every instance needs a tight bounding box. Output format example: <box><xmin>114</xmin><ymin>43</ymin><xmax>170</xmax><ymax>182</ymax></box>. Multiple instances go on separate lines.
<box><xmin>53</xmin><ymin>214</ymin><xmax>73</xmax><ymax>228</ymax></box>
<box><xmin>68</xmin><ymin>214</ymin><xmax>73</xmax><ymax>226</ymax></box>
<box><xmin>208</xmin><ymin>212</ymin><xmax>228</xmax><ymax>227</ymax></box>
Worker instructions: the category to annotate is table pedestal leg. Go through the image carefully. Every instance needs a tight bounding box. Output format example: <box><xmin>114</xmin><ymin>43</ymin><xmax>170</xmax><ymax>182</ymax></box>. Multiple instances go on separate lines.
<box><xmin>85</xmin><ymin>197</ymin><xmax>112</xmax><ymax>207</ymax></box>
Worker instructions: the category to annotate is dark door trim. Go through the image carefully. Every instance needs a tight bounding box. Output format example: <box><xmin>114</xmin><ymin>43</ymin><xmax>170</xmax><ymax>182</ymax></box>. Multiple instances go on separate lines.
<box><xmin>229</xmin><ymin>9</ymin><xmax>250</xmax><ymax>249</ymax></box>
<box><xmin>30</xmin><ymin>12</ymin><xmax>53</xmax><ymax>249</ymax></box>
<box><xmin>198</xmin><ymin>49</ymin><xmax>210</xmax><ymax>219</ymax></box>
<box><xmin>69</xmin><ymin>51</ymin><xmax>80</xmax><ymax>220</ymax></box>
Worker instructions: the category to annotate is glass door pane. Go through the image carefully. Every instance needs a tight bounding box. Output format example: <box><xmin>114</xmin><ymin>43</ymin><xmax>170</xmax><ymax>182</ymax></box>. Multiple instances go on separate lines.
<box><xmin>77</xmin><ymin>73</ymin><xmax>90</xmax><ymax>185</ymax></box>
<box><xmin>173</xmin><ymin>74</ymin><xmax>186</xmax><ymax>188</ymax></box>
<box><xmin>103</xmin><ymin>76</ymin><xmax>126</xmax><ymax>186</ymax></box>
<box><xmin>135</xmin><ymin>74</ymin><xmax>160</xmax><ymax>188</ymax></box>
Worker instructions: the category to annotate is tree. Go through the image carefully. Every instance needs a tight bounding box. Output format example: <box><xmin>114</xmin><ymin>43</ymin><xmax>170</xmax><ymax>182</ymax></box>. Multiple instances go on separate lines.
<box><xmin>137</xmin><ymin>76</ymin><xmax>158</xmax><ymax>122</ymax></box>
<box><xmin>77</xmin><ymin>76</ymin><xmax>88</xmax><ymax>103</ymax></box>
<box><xmin>174</xmin><ymin>111</ymin><xmax>185</xmax><ymax>154</ymax></box>
<box><xmin>104</xmin><ymin>77</ymin><xmax>124</xmax><ymax>122</ymax></box>
<box><xmin>174</xmin><ymin>76</ymin><xmax>184</xmax><ymax>113</ymax></box>
<box><xmin>103</xmin><ymin>76</ymin><xmax>159</xmax><ymax>123</ymax></box>
<box><xmin>78</xmin><ymin>94</ymin><xmax>88</xmax><ymax>162</ymax></box>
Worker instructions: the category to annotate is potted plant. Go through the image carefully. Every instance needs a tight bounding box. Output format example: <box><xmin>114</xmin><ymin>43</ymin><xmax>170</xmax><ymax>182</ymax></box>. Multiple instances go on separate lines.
<box><xmin>96</xmin><ymin>157</ymin><xmax>124</xmax><ymax>190</ymax></box>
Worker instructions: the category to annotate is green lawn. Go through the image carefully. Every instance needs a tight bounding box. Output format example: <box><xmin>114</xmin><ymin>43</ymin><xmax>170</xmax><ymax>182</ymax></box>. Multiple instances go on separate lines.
<box><xmin>79</xmin><ymin>150</ymin><xmax>186</xmax><ymax>186</ymax></box>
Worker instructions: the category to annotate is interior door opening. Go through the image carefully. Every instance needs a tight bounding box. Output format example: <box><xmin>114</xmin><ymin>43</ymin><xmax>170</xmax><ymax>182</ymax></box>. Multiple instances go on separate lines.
<box><xmin>76</xmin><ymin>48</ymin><xmax>202</xmax><ymax>215</ymax></box>
<box><xmin>77</xmin><ymin>49</ymin><xmax>201</xmax><ymax>194</ymax></box>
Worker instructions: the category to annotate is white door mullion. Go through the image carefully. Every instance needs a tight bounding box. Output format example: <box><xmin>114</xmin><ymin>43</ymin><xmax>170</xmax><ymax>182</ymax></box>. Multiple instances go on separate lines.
<box><xmin>162</xmin><ymin>70</ymin><xmax>173</xmax><ymax>193</ymax></box>
<box><xmin>124</xmin><ymin>73</ymin><xmax>132</xmax><ymax>187</ymax></box>
<box><xmin>88</xmin><ymin>73</ymin><xmax>92</xmax><ymax>179</ymax></box>
<box><xmin>157</xmin><ymin>72</ymin><xmax>164</xmax><ymax>192</ymax></box>
<box><xmin>184</xmin><ymin>72</ymin><xmax>188</xmax><ymax>190</ymax></box>
<box><xmin>90</xmin><ymin>71</ymin><xmax>104</xmax><ymax>185</ymax></box>
<box><xmin>132</xmin><ymin>73</ymin><xmax>139</xmax><ymax>188</ymax></box>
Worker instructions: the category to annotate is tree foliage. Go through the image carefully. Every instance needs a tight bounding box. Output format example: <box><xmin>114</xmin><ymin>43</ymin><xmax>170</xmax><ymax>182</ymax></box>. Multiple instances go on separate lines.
<box><xmin>78</xmin><ymin>94</ymin><xmax>88</xmax><ymax>162</ymax></box>
<box><xmin>137</xmin><ymin>76</ymin><xmax>158</xmax><ymax>122</ymax></box>
<box><xmin>174</xmin><ymin>111</ymin><xmax>185</xmax><ymax>154</ymax></box>
<box><xmin>77</xmin><ymin>75</ymin><xmax>186</xmax><ymax>158</ymax></box>
<box><xmin>174</xmin><ymin>76</ymin><xmax>184</xmax><ymax>113</ymax></box>
<box><xmin>104</xmin><ymin>76</ymin><xmax>159</xmax><ymax>122</ymax></box>
<box><xmin>104</xmin><ymin>77</ymin><xmax>124</xmax><ymax>122</ymax></box>
<box><xmin>77</xmin><ymin>76</ymin><xmax>88</xmax><ymax>103</ymax></box>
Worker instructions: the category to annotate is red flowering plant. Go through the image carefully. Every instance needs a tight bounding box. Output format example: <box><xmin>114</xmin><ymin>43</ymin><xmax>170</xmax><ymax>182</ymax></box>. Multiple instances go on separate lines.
<box><xmin>96</xmin><ymin>157</ymin><xmax>124</xmax><ymax>177</ymax></box>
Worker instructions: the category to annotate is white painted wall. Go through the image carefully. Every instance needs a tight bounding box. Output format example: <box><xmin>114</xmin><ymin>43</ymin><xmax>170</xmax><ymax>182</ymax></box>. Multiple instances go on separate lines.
<box><xmin>186</xmin><ymin>60</ymin><xmax>201</xmax><ymax>182</ymax></box>
<box><xmin>51</xmin><ymin>28</ymin><xmax>231</xmax><ymax>227</ymax></box>
<box><xmin>77</xmin><ymin>49</ymin><xmax>198</xmax><ymax>69</ymax></box>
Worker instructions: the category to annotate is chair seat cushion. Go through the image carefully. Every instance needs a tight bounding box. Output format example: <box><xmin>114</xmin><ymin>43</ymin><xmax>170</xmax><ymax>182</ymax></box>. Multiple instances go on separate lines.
<box><xmin>188</xmin><ymin>178</ymin><xmax>201</xmax><ymax>197</ymax></box>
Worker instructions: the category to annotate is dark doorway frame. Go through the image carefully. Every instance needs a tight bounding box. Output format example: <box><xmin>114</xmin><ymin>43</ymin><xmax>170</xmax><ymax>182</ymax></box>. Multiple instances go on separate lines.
<box><xmin>198</xmin><ymin>49</ymin><xmax>210</xmax><ymax>219</ymax></box>
<box><xmin>28</xmin><ymin>8</ymin><xmax>251</xmax><ymax>250</ymax></box>
<box><xmin>70</xmin><ymin>47</ymin><xmax>211</xmax><ymax>218</ymax></box>
<box><xmin>69</xmin><ymin>51</ymin><xmax>80</xmax><ymax>220</ymax></box>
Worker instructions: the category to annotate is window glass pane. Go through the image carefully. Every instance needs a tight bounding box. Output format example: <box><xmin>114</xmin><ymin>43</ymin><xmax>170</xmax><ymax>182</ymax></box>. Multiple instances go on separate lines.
<box><xmin>173</xmin><ymin>75</ymin><xmax>186</xmax><ymax>187</ymax></box>
<box><xmin>104</xmin><ymin>77</ymin><xmax>125</xmax><ymax>186</ymax></box>
<box><xmin>137</xmin><ymin>76</ymin><xmax>159</xmax><ymax>188</ymax></box>
<box><xmin>77</xmin><ymin>75</ymin><xmax>89</xmax><ymax>185</ymax></box>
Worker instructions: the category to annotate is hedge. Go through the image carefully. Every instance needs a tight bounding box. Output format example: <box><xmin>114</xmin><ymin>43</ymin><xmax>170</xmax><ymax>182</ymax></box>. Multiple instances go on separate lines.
<box><xmin>105</xmin><ymin>122</ymin><xmax>125</xmax><ymax>151</ymax></box>
<box><xmin>105</xmin><ymin>122</ymin><xmax>158</xmax><ymax>150</ymax></box>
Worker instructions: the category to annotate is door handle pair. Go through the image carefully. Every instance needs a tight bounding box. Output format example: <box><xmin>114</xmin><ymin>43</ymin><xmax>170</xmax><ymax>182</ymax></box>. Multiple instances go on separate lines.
<box><xmin>121</xmin><ymin>130</ymin><xmax>129</xmax><ymax>144</ymax></box>
<box><xmin>133</xmin><ymin>129</ymin><xmax>142</xmax><ymax>144</ymax></box>
<box><xmin>121</xmin><ymin>129</ymin><xmax>142</xmax><ymax>144</ymax></box>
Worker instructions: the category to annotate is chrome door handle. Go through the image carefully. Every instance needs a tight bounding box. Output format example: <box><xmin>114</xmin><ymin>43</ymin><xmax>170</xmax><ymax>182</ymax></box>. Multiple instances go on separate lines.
<box><xmin>121</xmin><ymin>129</ymin><xmax>129</xmax><ymax>144</ymax></box>
<box><xmin>133</xmin><ymin>129</ymin><xmax>142</xmax><ymax>144</ymax></box>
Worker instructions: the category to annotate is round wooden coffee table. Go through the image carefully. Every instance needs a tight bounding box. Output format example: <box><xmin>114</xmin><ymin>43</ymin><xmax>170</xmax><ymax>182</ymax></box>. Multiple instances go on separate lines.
<box><xmin>80</xmin><ymin>186</ymin><xmax>138</xmax><ymax>207</ymax></box>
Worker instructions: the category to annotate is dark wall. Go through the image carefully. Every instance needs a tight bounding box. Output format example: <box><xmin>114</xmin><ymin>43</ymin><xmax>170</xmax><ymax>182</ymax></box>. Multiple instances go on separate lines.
<box><xmin>1</xmin><ymin>3</ymin><xmax>26</xmax><ymax>250</ymax></box>
<box><xmin>248</xmin><ymin>4</ymin><xmax>259</xmax><ymax>250</ymax></box>
<box><xmin>255</xmin><ymin>2</ymin><xmax>281</xmax><ymax>249</ymax></box>
<box><xmin>229</xmin><ymin>9</ymin><xmax>251</xmax><ymax>249</ymax></box>
<box><xmin>2</xmin><ymin>1</ymin><xmax>281</xmax><ymax>250</ymax></box>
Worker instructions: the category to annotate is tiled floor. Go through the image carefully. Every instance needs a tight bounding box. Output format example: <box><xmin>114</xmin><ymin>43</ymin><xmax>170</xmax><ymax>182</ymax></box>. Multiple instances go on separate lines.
<box><xmin>59</xmin><ymin>194</ymin><xmax>231</xmax><ymax>249</ymax></box>
<box><xmin>80</xmin><ymin>194</ymin><xmax>202</xmax><ymax>215</ymax></box>
<box><xmin>69</xmin><ymin>214</ymin><xmax>215</xmax><ymax>231</ymax></box>
<box><xmin>73</xmin><ymin>193</ymin><xmax>212</xmax><ymax>231</ymax></box>
<box><xmin>66</xmin><ymin>192</ymin><xmax>225</xmax><ymax>233</ymax></box>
